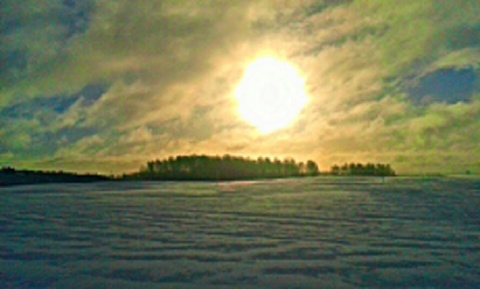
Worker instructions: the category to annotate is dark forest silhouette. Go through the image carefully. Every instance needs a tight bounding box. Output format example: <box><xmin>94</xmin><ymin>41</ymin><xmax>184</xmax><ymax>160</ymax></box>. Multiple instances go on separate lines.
<box><xmin>1</xmin><ymin>158</ymin><xmax>398</xmax><ymax>187</ymax></box>
<box><xmin>127</xmin><ymin>154</ymin><xmax>320</xmax><ymax>181</ymax></box>
<box><xmin>330</xmin><ymin>163</ymin><xmax>396</xmax><ymax>176</ymax></box>
<box><xmin>0</xmin><ymin>167</ymin><xmax>109</xmax><ymax>186</ymax></box>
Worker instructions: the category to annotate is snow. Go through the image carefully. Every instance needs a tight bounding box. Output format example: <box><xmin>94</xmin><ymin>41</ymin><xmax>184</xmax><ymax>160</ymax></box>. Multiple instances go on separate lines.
<box><xmin>1</xmin><ymin>177</ymin><xmax>479</xmax><ymax>288</ymax></box>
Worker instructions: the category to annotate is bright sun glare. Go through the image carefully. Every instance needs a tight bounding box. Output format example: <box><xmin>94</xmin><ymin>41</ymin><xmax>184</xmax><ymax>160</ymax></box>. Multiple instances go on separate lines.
<box><xmin>234</xmin><ymin>57</ymin><xmax>308</xmax><ymax>134</ymax></box>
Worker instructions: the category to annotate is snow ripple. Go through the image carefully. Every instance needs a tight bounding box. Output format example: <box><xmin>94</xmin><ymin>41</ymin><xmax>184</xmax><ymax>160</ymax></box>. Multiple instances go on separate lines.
<box><xmin>1</xmin><ymin>177</ymin><xmax>479</xmax><ymax>288</ymax></box>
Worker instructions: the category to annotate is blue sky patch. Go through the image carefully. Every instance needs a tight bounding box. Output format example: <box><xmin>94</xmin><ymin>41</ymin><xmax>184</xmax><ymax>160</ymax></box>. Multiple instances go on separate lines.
<box><xmin>407</xmin><ymin>68</ymin><xmax>477</xmax><ymax>105</ymax></box>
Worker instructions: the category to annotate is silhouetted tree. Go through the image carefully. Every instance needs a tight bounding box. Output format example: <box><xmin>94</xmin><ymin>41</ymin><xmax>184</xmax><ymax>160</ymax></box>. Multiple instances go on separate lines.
<box><xmin>330</xmin><ymin>162</ymin><xmax>395</xmax><ymax>176</ymax></box>
<box><xmin>132</xmin><ymin>155</ymin><xmax>321</xmax><ymax>181</ymax></box>
<box><xmin>331</xmin><ymin>164</ymin><xmax>340</xmax><ymax>175</ymax></box>
<box><xmin>306</xmin><ymin>160</ymin><xmax>320</xmax><ymax>176</ymax></box>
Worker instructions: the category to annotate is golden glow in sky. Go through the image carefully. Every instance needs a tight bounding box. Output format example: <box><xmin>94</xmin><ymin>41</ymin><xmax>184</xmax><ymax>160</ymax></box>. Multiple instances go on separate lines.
<box><xmin>234</xmin><ymin>57</ymin><xmax>308</xmax><ymax>134</ymax></box>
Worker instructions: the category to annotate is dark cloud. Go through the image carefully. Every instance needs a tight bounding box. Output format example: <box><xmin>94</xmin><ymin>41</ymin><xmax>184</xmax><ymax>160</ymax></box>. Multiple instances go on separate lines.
<box><xmin>0</xmin><ymin>0</ymin><xmax>93</xmax><ymax>86</ymax></box>
<box><xmin>1</xmin><ymin>84</ymin><xmax>105</xmax><ymax>117</ymax></box>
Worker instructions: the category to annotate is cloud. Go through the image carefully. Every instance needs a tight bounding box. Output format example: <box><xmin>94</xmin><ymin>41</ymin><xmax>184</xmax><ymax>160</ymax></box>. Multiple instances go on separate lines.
<box><xmin>1</xmin><ymin>0</ymin><xmax>315</xmax><ymax>105</ymax></box>
<box><xmin>1</xmin><ymin>0</ymin><xmax>479</xmax><ymax>174</ymax></box>
<box><xmin>431</xmin><ymin>48</ymin><xmax>480</xmax><ymax>70</ymax></box>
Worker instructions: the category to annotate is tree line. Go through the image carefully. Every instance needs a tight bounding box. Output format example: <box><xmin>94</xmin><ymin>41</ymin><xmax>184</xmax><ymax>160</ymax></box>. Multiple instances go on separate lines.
<box><xmin>1</xmin><ymin>159</ymin><xmax>397</xmax><ymax>187</ymax></box>
<box><xmin>330</xmin><ymin>163</ymin><xmax>395</xmax><ymax>176</ymax></box>
<box><xmin>129</xmin><ymin>154</ymin><xmax>320</xmax><ymax>181</ymax></box>
<box><xmin>0</xmin><ymin>167</ymin><xmax>109</xmax><ymax>186</ymax></box>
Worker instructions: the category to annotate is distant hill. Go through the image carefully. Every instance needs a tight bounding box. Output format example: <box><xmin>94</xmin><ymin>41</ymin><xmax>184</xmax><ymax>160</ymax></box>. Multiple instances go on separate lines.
<box><xmin>0</xmin><ymin>167</ymin><xmax>110</xmax><ymax>187</ymax></box>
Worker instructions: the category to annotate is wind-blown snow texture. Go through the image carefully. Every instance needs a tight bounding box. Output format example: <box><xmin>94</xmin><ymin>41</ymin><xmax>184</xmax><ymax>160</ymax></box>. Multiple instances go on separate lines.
<box><xmin>1</xmin><ymin>177</ymin><xmax>479</xmax><ymax>288</ymax></box>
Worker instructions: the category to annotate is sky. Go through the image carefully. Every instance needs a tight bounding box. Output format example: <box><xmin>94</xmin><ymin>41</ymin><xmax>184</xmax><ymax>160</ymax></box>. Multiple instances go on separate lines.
<box><xmin>1</xmin><ymin>0</ymin><xmax>479</xmax><ymax>175</ymax></box>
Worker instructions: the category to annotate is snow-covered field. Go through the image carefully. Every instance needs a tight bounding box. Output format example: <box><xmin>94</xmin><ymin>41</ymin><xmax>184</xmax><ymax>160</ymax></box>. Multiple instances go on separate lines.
<box><xmin>1</xmin><ymin>177</ymin><xmax>479</xmax><ymax>288</ymax></box>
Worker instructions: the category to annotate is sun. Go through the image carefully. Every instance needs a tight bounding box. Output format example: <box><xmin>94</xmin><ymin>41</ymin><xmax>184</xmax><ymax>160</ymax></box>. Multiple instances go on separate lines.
<box><xmin>234</xmin><ymin>57</ymin><xmax>308</xmax><ymax>134</ymax></box>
